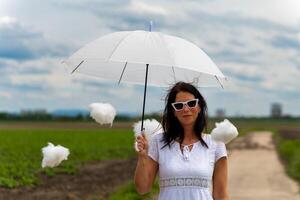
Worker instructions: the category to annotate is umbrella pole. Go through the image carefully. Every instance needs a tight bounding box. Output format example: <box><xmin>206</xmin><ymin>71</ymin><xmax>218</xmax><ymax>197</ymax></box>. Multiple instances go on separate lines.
<box><xmin>141</xmin><ymin>64</ymin><xmax>149</xmax><ymax>132</ymax></box>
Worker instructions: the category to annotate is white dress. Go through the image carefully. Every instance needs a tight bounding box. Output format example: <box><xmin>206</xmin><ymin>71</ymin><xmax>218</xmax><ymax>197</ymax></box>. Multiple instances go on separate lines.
<box><xmin>148</xmin><ymin>132</ymin><xmax>227</xmax><ymax>200</ymax></box>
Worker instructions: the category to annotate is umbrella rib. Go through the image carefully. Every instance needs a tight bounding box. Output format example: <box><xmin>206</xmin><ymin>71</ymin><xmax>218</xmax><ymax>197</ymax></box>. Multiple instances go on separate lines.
<box><xmin>118</xmin><ymin>62</ymin><xmax>128</xmax><ymax>84</ymax></box>
<box><xmin>71</xmin><ymin>60</ymin><xmax>85</xmax><ymax>74</ymax></box>
<box><xmin>172</xmin><ymin>66</ymin><xmax>177</xmax><ymax>82</ymax></box>
<box><xmin>215</xmin><ymin>75</ymin><xmax>224</xmax><ymax>89</ymax></box>
<box><xmin>107</xmin><ymin>32</ymin><xmax>133</xmax><ymax>62</ymax></box>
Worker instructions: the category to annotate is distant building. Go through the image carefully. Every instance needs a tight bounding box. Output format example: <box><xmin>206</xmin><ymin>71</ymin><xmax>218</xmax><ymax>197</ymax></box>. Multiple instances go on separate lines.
<box><xmin>271</xmin><ymin>103</ymin><xmax>282</xmax><ymax>118</ymax></box>
<box><xmin>215</xmin><ymin>108</ymin><xmax>226</xmax><ymax>118</ymax></box>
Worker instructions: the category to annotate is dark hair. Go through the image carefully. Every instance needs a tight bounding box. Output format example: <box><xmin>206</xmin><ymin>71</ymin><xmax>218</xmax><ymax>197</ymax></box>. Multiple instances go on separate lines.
<box><xmin>161</xmin><ymin>81</ymin><xmax>208</xmax><ymax>148</ymax></box>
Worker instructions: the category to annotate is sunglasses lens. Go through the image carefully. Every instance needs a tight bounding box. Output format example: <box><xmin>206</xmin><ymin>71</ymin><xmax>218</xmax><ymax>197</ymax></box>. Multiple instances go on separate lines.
<box><xmin>187</xmin><ymin>100</ymin><xmax>197</xmax><ymax>107</ymax></box>
<box><xmin>173</xmin><ymin>103</ymin><xmax>184</xmax><ymax>110</ymax></box>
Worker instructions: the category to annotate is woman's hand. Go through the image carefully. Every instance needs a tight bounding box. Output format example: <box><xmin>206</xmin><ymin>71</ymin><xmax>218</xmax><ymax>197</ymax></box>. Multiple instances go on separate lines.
<box><xmin>136</xmin><ymin>133</ymin><xmax>148</xmax><ymax>158</ymax></box>
<box><xmin>134</xmin><ymin>132</ymin><xmax>158</xmax><ymax>195</ymax></box>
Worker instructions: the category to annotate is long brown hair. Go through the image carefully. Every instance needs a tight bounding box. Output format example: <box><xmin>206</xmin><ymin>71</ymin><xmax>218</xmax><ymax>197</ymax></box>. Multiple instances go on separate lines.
<box><xmin>161</xmin><ymin>82</ymin><xmax>208</xmax><ymax>148</ymax></box>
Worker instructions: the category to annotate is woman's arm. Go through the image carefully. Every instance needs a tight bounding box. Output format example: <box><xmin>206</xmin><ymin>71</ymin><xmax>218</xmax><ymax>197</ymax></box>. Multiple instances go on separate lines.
<box><xmin>134</xmin><ymin>134</ymin><xmax>158</xmax><ymax>194</ymax></box>
<box><xmin>134</xmin><ymin>155</ymin><xmax>158</xmax><ymax>194</ymax></box>
<box><xmin>212</xmin><ymin>157</ymin><xmax>229</xmax><ymax>200</ymax></box>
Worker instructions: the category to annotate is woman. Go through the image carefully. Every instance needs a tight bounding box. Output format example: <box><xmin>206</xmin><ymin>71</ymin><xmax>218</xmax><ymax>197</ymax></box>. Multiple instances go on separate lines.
<box><xmin>134</xmin><ymin>82</ymin><xmax>228</xmax><ymax>200</ymax></box>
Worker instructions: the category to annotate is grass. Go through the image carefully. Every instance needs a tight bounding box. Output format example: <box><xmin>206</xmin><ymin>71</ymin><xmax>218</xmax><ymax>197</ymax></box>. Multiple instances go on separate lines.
<box><xmin>0</xmin><ymin>128</ymin><xmax>135</xmax><ymax>188</ymax></box>
<box><xmin>108</xmin><ymin>179</ymin><xmax>159</xmax><ymax>200</ymax></box>
<box><xmin>275</xmin><ymin>129</ymin><xmax>300</xmax><ymax>183</ymax></box>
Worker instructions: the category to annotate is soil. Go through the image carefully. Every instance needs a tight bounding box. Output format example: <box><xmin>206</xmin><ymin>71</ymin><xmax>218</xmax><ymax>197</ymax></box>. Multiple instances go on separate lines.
<box><xmin>228</xmin><ymin>131</ymin><xmax>300</xmax><ymax>200</ymax></box>
<box><xmin>278</xmin><ymin>128</ymin><xmax>300</xmax><ymax>140</ymax></box>
<box><xmin>0</xmin><ymin>158</ymin><xmax>137</xmax><ymax>200</ymax></box>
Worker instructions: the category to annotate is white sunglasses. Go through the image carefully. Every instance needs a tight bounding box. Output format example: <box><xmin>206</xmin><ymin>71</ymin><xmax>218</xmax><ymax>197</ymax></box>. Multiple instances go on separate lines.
<box><xmin>171</xmin><ymin>99</ymin><xmax>199</xmax><ymax>111</ymax></box>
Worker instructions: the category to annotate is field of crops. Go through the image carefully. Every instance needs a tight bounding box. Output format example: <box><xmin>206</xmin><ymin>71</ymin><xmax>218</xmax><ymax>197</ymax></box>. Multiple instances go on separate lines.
<box><xmin>0</xmin><ymin>128</ymin><xmax>135</xmax><ymax>188</ymax></box>
<box><xmin>0</xmin><ymin>118</ymin><xmax>299</xmax><ymax>198</ymax></box>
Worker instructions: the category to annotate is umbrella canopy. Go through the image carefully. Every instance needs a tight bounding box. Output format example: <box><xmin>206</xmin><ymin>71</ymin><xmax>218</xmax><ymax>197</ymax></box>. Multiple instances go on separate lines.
<box><xmin>64</xmin><ymin>30</ymin><xmax>226</xmax><ymax>130</ymax></box>
<box><xmin>64</xmin><ymin>30</ymin><xmax>226</xmax><ymax>87</ymax></box>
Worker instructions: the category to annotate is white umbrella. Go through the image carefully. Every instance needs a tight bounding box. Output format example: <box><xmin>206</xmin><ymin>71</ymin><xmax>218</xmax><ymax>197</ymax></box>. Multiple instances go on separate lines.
<box><xmin>63</xmin><ymin>28</ymin><xmax>226</xmax><ymax>131</ymax></box>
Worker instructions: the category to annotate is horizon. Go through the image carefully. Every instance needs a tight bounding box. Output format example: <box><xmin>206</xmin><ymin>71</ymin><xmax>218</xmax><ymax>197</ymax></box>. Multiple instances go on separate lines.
<box><xmin>1</xmin><ymin>107</ymin><xmax>298</xmax><ymax>118</ymax></box>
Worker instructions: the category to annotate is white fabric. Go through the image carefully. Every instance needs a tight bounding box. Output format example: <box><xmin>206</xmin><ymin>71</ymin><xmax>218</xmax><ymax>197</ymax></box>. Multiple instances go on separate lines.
<box><xmin>148</xmin><ymin>133</ymin><xmax>227</xmax><ymax>200</ymax></box>
<box><xmin>64</xmin><ymin>30</ymin><xmax>226</xmax><ymax>88</ymax></box>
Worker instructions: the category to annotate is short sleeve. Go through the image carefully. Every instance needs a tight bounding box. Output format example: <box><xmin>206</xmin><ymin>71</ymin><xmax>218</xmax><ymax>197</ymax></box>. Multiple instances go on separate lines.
<box><xmin>148</xmin><ymin>136</ymin><xmax>159</xmax><ymax>162</ymax></box>
<box><xmin>215</xmin><ymin>141</ymin><xmax>227</xmax><ymax>162</ymax></box>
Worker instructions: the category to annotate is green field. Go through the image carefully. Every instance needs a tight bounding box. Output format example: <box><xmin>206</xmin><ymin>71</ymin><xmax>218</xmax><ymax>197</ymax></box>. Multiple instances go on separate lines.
<box><xmin>276</xmin><ymin>128</ymin><xmax>300</xmax><ymax>183</ymax></box>
<box><xmin>0</xmin><ymin>118</ymin><xmax>299</xmax><ymax>195</ymax></box>
<box><xmin>0</xmin><ymin>128</ymin><xmax>135</xmax><ymax>187</ymax></box>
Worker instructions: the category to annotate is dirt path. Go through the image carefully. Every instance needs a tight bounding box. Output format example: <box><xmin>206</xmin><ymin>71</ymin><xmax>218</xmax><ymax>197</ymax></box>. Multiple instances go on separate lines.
<box><xmin>0</xmin><ymin>158</ymin><xmax>137</xmax><ymax>200</ymax></box>
<box><xmin>228</xmin><ymin>131</ymin><xmax>300</xmax><ymax>200</ymax></box>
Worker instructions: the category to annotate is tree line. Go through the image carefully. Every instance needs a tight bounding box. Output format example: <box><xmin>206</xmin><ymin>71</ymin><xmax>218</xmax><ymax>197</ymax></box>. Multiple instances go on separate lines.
<box><xmin>0</xmin><ymin>112</ymin><xmax>162</xmax><ymax>122</ymax></box>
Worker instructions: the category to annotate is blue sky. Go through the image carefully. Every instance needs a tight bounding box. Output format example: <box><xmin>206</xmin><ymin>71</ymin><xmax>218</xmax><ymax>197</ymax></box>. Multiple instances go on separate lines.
<box><xmin>0</xmin><ymin>0</ymin><xmax>300</xmax><ymax>117</ymax></box>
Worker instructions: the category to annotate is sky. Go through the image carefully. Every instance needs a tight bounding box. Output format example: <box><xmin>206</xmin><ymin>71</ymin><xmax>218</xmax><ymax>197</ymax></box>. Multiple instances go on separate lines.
<box><xmin>0</xmin><ymin>0</ymin><xmax>300</xmax><ymax>117</ymax></box>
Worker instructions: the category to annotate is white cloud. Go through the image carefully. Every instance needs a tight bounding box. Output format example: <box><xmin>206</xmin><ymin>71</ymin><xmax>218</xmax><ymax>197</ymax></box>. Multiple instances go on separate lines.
<box><xmin>185</xmin><ymin>0</ymin><xmax>300</xmax><ymax>26</ymax></box>
<box><xmin>128</xmin><ymin>0</ymin><xmax>169</xmax><ymax>16</ymax></box>
<box><xmin>0</xmin><ymin>91</ymin><xmax>12</xmax><ymax>99</ymax></box>
<box><xmin>0</xmin><ymin>16</ymin><xmax>17</xmax><ymax>26</ymax></box>
<box><xmin>106</xmin><ymin>85</ymin><xmax>139</xmax><ymax>99</ymax></box>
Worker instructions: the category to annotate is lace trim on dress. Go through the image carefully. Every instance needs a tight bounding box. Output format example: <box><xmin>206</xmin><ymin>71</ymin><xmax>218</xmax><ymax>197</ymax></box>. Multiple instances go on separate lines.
<box><xmin>160</xmin><ymin>177</ymin><xmax>210</xmax><ymax>188</ymax></box>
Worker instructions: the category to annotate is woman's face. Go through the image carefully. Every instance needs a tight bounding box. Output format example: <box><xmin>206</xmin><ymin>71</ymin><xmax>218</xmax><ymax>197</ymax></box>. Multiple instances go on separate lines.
<box><xmin>173</xmin><ymin>91</ymin><xmax>200</xmax><ymax>127</ymax></box>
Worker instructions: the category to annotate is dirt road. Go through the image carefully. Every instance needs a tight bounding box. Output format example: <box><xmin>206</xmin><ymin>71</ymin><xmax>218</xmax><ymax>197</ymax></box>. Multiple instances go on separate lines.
<box><xmin>228</xmin><ymin>131</ymin><xmax>300</xmax><ymax>200</ymax></box>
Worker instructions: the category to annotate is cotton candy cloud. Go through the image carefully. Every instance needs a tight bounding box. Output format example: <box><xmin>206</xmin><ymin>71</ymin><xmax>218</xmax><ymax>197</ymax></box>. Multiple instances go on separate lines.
<box><xmin>211</xmin><ymin>119</ymin><xmax>238</xmax><ymax>144</ymax></box>
<box><xmin>89</xmin><ymin>102</ymin><xmax>116</xmax><ymax>126</ymax></box>
<box><xmin>133</xmin><ymin>118</ymin><xmax>162</xmax><ymax>151</ymax></box>
<box><xmin>41</xmin><ymin>143</ymin><xmax>70</xmax><ymax>168</ymax></box>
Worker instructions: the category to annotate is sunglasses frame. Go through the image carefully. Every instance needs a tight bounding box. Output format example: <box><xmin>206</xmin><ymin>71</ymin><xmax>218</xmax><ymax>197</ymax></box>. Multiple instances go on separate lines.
<box><xmin>171</xmin><ymin>98</ymin><xmax>199</xmax><ymax>111</ymax></box>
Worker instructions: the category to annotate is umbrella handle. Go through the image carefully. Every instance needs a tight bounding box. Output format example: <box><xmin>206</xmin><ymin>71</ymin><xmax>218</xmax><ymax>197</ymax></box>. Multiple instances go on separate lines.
<box><xmin>141</xmin><ymin>64</ymin><xmax>149</xmax><ymax>131</ymax></box>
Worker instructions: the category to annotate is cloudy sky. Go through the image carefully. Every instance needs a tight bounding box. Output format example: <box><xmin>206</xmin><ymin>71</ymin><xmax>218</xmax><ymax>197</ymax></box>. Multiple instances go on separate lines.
<box><xmin>0</xmin><ymin>0</ymin><xmax>300</xmax><ymax>117</ymax></box>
